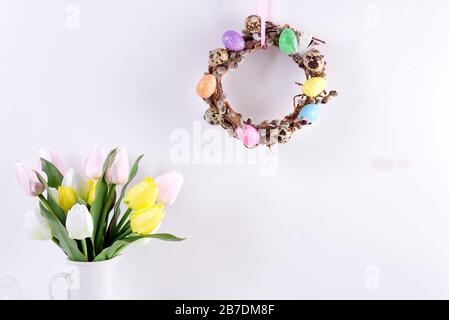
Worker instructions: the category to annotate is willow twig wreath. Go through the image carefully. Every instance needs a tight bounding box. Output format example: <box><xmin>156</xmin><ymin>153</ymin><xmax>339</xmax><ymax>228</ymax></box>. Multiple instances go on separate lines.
<box><xmin>196</xmin><ymin>15</ymin><xmax>338</xmax><ymax>148</ymax></box>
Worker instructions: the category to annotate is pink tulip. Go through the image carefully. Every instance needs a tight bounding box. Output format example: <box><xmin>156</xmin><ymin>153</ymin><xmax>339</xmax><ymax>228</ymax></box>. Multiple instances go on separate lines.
<box><xmin>15</xmin><ymin>159</ymin><xmax>46</xmax><ymax>197</ymax></box>
<box><xmin>155</xmin><ymin>170</ymin><xmax>184</xmax><ymax>206</ymax></box>
<box><xmin>236</xmin><ymin>124</ymin><xmax>260</xmax><ymax>148</ymax></box>
<box><xmin>38</xmin><ymin>148</ymin><xmax>65</xmax><ymax>174</ymax></box>
<box><xmin>105</xmin><ymin>146</ymin><xmax>129</xmax><ymax>185</ymax></box>
<box><xmin>83</xmin><ymin>145</ymin><xmax>106</xmax><ymax>179</ymax></box>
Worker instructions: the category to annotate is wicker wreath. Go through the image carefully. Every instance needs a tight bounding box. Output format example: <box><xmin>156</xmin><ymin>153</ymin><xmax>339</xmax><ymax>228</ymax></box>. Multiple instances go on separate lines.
<box><xmin>196</xmin><ymin>15</ymin><xmax>338</xmax><ymax>148</ymax></box>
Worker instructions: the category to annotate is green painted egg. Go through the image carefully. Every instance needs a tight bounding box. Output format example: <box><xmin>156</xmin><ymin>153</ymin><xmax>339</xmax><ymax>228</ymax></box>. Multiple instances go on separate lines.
<box><xmin>279</xmin><ymin>28</ymin><xmax>298</xmax><ymax>55</ymax></box>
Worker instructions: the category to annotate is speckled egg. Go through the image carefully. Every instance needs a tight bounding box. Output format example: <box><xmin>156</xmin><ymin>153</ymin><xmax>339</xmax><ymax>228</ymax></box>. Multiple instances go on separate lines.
<box><xmin>245</xmin><ymin>15</ymin><xmax>261</xmax><ymax>33</ymax></box>
<box><xmin>209</xmin><ymin>48</ymin><xmax>229</xmax><ymax>68</ymax></box>
<box><xmin>303</xmin><ymin>50</ymin><xmax>325</xmax><ymax>73</ymax></box>
<box><xmin>204</xmin><ymin>108</ymin><xmax>222</xmax><ymax>126</ymax></box>
<box><xmin>277</xmin><ymin>128</ymin><xmax>294</xmax><ymax>144</ymax></box>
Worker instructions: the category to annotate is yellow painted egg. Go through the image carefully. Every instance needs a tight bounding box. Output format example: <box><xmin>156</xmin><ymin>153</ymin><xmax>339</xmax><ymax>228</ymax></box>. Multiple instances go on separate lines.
<box><xmin>196</xmin><ymin>74</ymin><xmax>217</xmax><ymax>99</ymax></box>
<box><xmin>302</xmin><ymin>77</ymin><xmax>327</xmax><ymax>97</ymax></box>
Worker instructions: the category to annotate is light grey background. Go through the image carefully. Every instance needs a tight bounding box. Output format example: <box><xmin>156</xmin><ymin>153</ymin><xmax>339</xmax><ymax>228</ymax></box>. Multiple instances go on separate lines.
<box><xmin>1</xmin><ymin>0</ymin><xmax>449</xmax><ymax>299</ymax></box>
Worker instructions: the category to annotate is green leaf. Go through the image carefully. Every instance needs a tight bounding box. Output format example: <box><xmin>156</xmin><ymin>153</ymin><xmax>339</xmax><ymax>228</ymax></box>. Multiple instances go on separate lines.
<box><xmin>94</xmin><ymin>184</ymin><xmax>116</xmax><ymax>253</ymax></box>
<box><xmin>90</xmin><ymin>178</ymin><xmax>108</xmax><ymax>253</ymax></box>
<box><xmin>39</xmin><ymin>202</ymin><xmax>86</xmax><ymax>262</ymax></box>
<box><xmin>102</xmin><ymin>148</ymin><xmax>118</xmax><ymax>174</ymax></box>
<box><xmin>90</xmin><ymin>149</ymin><xmax>117</xmax><ymax>254</ymax></box>
<box><xmin>143</xmin><ymin>233</ymin><xmax>186</xmax><ymax>242</ymax></box>
<box><xmin>107</xmin><ymin>154</ymin><xmax>144</xmax><ymax>239</ymax></box>
<box><xmin>94</xmin><ymin>233</ymin><xmax>186</xmax><ymax>262</ymax></box>
<box><xmin>40</xmin><ymin>158</ymin><xmax>64</xmax><ymax>188</ymax></box>
<box><xmin>35</xmin><ymin>172</ymin><xmax>66</xmax><ymax>224</ymax></box>
<box><xmin>90</xmin><ymin>180</ymin><xmax>107</xmax><ymax>236</ymax></box>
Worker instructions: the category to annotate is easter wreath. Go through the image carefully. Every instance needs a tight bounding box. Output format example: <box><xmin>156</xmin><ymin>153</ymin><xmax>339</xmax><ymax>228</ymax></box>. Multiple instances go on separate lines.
<box><xmin>196</xmin><ymin>15</ymin><xmax>338</xmax><ymax>148</ymax></box>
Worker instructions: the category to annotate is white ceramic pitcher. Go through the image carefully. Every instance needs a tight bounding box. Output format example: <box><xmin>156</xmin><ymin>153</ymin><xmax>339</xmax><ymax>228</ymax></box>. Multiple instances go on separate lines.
<box><xmin>49</xmin><ymin>257</ymin><xmax>121</xmax><ymax>300</ymax></box>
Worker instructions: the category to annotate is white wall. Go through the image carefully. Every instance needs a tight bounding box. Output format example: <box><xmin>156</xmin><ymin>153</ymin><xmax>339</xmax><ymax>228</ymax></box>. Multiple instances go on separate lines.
<box><xmin>1</xmin><ymin>0</ymin><xmax>449</xmax><ymax>299</ymax></box>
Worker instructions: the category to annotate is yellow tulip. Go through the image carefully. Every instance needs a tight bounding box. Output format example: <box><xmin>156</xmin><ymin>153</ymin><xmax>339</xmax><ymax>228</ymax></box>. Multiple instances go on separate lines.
<box><xmin>87</xmin><ymin>180</ymin><xmax>97</xmax><ymax>206</ymax></box>
<box><xmin>58</xmin><ymin>186</ymin><xmax>78</xmax><ymax>213</ymax></box>
<box><xmin>130</xmin><ymin>204</ymin><xmax>165</xmax><ymax>235</ymax></box>
<box><xmin>124</xmin><ymin>178</ymin><xmax>158</xmax><ymax>211</ymax></box>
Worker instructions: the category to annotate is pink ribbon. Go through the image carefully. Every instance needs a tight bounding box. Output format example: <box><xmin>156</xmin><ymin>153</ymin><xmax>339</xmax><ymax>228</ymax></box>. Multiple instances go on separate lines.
<box><xmin>259</xmin><ymin>0</ymin><xmax>268</xmax><ymax>47</ymax></box>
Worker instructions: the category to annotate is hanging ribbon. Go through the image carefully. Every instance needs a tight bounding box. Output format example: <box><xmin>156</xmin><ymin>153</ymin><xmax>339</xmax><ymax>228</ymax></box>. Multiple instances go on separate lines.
<box><xmin>258</xmin><ymin>0</ymin><xmax>268</xmax><ymax>47</ymax></box>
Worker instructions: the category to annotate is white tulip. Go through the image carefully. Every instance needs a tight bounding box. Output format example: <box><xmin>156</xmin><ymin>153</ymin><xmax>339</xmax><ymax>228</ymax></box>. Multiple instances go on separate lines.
<box><xmin>66</xmin><ymin>204</ymin><xmax>93</xmax><ymax>240</ymax></box>
<box><xmin>24</xmin><ymin>208</ymin><xmax>52</xmax><ymax>241</ymax></box>
<box><xmin>62</xmin><ymin>169</ymin><xmax>90</xmax><ymax>201</ymax></box>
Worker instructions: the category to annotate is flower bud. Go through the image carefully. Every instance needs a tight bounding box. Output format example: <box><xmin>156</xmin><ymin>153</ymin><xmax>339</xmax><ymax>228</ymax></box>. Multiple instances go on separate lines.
<box><xmin>38</xmin><ymin>149</ymin><xmax>65</xmax><ymax>174</ymax></box>
<box><xmin>62</xmin><ymin>169</ymin><xmax>90</xmax><ymax>201</ymax></box>
<box><xmin>130</xmin><ymin>204</ymin><xmax>165</xmax><ymax>236</ymax></box>
<box><xmin>105</xmin><ymin>147</ymin><xmax>129</xmax><ymax>185</ymax></box>
<box><xmin>24</xmin><ymin>208</ymin><xmax>52</xmax><ymax>241</ymax></box>
<box><xmin>83</xmin><ymin>145</ymin><xmax>106</xmax><ymax>180</ymax></box>
<box><xmin>155</xmin><ymin>170</ymin><xmax>184</xmax><ymax>206</ymax></box>
<box><xmin>124</xmin><ymin>178</ymin><xmax>158</xmax><ymax>211</ymax></box>
<box><xmin>58</xmin><ymin>186</ymin><xmax>78</xmax><ymax>213</ymax></box>
<box><xmin>15</xmin><ymin>159</ymin><xmax>46</xmax><ymax>197</ymax></box>
<box><xmin>66</xmin><ymin>204</ymin><xmax>93</xmax><ymax>240</ymax></box>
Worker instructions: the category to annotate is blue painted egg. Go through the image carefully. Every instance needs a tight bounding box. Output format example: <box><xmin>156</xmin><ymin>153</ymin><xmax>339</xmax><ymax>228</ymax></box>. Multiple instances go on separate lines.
<box><xmin>299</xmin><ymin>104</ymin><xmax>320</xmax><ymax>122</ymax></box>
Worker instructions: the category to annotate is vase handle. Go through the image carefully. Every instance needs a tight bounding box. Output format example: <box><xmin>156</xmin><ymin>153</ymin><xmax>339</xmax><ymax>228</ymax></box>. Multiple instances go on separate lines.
<box><xmin>49</xmin><ymin>272</ymin><xmax>71</xmax><ymax>300</ymax></box>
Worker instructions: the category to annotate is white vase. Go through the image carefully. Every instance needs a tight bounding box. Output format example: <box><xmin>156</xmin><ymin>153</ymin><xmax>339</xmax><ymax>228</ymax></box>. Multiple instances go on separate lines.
<box><xmin>49</xmin><ymin>257</ymin><xmax>121</xmax><ymax>300</ymax></box>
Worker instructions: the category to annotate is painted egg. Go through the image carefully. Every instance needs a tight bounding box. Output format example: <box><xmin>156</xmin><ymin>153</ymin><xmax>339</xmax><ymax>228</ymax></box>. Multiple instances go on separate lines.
<box><xmin>222</xmin><ymin>30</ymin><xmax>245</xmax><ymax>51</ymax></box>
<box><xmin>302</xmin><ymin>77</ymin><xmax>327</xmax><ymax>97</ymax></box>
<box><xmin>297</xmin><ymin>31</ymin><xmax>313</xmax><ymax>54</ymax></box>
<box><xmin>236</xmin><ymin>125</ymin><xmax>260</xmax><ymax>148</ymax></box>
<box><xmin>279</xmin><ymin>28</ymin><xmax>298</xmax><ymax>55</ymax></box>
<box><xmin>196</xmin><ymin>74</ymin><xmax>217</xmax><ymax>99</ymax></box>
<box><xmin>209</xmin><ymin>48</ymin><xmax>229</xmax><ymax>68</ymax></box>
<box><xmin>299</xmin><ymin>104</ymin><xmax>320</xmax><ymax>122</ymax></box>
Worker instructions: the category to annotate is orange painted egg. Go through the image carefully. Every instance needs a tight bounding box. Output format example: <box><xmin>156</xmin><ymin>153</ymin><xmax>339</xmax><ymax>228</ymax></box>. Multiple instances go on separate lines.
<box><xmin>196</xmin><ymin>74</ymin><xmax>217</xmax><ymax>99</ymax></box>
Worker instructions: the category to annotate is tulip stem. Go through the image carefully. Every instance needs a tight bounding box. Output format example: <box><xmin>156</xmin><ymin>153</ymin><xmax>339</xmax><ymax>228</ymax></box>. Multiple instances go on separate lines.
<box><xmin>95</xmin><ymin>184</ymin><xmax>116</xmax><ymax>252</ymax></box>
<box><xmin>38</xmin><ymin>195</ymin><xmax>53</xmax><ymax>213</ymax></box>
<box><xmin>115</xmin><ymin>224</ymin><xmax>131</xmax><ymax>240</ymax></box>
<box><xmin>81</xmin><ymin>239</ymin><xmax>88</xmax><ymax>259</ymax></box>
<box><xmin>115</xmin><ymin>208</ymin><xmax>132</xmax><ymax>235</ymax></box>
<box><xmin>52</xmin><ymin>237</ymin><xmax>61</xmax><ymax>249</ymax></box>
<box><xmin>90</xmin><ymin>238</ymin><xmax>96</xmax><ymax>258</ymax></box>
<box><xmin>117</xmin><ymin>227</ymin><xmax>132</xmax><ymax>240</ymax></box>
<box><xmin>38</xmin><ymin>194</ymin><xmax>65</xmax><ymax>225</ymax></box>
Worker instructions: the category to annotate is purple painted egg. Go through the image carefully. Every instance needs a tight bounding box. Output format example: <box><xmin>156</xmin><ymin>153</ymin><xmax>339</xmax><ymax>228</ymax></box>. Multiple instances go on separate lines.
<box><xmin>222</xmin><ymin>30</ymin><xmax>245</xmax><ymax>51</ymax></box>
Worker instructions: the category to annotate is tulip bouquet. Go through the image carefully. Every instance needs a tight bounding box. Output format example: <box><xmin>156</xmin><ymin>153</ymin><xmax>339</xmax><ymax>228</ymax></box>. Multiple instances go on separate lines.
<box><xmin>16</xmin><ymin>146</ymin><xmax>185</xmax><ymax>262</ymax></box>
